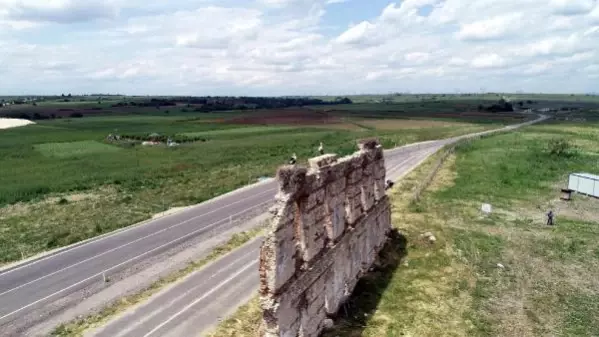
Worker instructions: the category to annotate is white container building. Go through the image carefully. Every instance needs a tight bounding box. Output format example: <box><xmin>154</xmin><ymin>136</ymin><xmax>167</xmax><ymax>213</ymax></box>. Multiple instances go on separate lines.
<box><xmin>568</xmin><ymin>173</ymin><xmax>599</xmax><ymax>198</ymax></box>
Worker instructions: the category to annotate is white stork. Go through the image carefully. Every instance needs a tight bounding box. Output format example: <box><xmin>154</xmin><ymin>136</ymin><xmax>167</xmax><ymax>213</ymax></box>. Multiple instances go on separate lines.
<box><xmin>289</xmin><ymin>153</ymin><xmax>297</xmax><ymax>165</ymax></box>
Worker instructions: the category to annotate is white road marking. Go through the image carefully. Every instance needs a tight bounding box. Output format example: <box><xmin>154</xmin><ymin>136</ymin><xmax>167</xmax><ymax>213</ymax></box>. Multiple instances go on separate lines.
<box><xmin>0</xmin><ymin>198</ymin><xmax>273</xmax><ymax>321</ymax></box>
<box><xmin>385</xmin><ymin>149</ymin><xmax>431</xmax><ymax>179</ymax></box>
<box><xmin>101</xmin><ymin>246</ymin><xmax>257</xmax><ymax>337</ymax></box>
<box><xmin>143</xmin><ymin>259</ymin><xmax>259</xmax><ymax>337</ymax></box>
<box><xmin>0</xmin><ymin>188</ymin><xmax>275</xmax><ymax>297</ymax></box>
<box><xmin>0</xmin><ymin>181</ymin><xmax>276</xmax><ymax>277</ymax></box>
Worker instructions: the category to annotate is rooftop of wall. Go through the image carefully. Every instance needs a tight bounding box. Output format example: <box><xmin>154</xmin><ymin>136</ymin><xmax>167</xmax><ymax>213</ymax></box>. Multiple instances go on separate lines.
<box><xmin>275</xmin><ymin>138</ymin><xmax>383</xmax><ymax>201</ymax></box>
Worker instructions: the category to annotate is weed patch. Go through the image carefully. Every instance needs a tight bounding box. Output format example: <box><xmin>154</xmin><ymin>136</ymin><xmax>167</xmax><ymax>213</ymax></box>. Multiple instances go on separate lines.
<box><xmin>35</xmin><ymin>140</ymin><xmax>122</xmax><ymax>158</ymax></box>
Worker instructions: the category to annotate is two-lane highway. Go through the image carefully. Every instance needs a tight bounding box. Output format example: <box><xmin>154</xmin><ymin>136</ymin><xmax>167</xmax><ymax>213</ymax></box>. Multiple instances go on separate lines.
<box><xmin>0</xmin><ymin>114</ymin><xmax>547</xmax><ymax>336</ymax></box>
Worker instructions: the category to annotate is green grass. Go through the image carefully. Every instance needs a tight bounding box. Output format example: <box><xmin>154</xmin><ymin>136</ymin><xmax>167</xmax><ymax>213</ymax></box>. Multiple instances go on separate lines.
<box><xmin>181</xmin><ymin>126</ymin><xmax>298</xmax><ymax>138</ymax></box>
<box><xmin>35</xmin><ymin>140</ymin><xmax>122</xmax><ymax>158</ymax></box>
<box><xmin>0</xmin><ymin>108</ymin><xmax>501</xmax><ymax>264</ymax></box>
<box><xmin>317</xmin><ymin>119</ymin><xmax>599</xmax><ymax>337</ymax></box>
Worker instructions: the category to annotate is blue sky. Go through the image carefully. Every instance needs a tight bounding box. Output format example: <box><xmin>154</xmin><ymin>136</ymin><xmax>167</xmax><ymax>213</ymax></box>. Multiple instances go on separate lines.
<box><xmin>1</xmin><ymin>0</ymin><xmax>598</xmax><ymax>95</ymax></box>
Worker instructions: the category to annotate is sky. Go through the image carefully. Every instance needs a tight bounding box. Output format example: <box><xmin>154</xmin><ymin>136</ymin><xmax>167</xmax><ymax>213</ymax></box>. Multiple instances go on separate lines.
<box><xmin>1</xmin><ymin>0</ymin><xmax>598</xmax><ymax>96</ymax></box>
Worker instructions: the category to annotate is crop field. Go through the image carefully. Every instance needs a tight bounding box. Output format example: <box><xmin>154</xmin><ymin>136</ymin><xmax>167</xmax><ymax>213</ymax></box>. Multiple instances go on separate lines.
<box><xmin>35</xmin><ymin>140</ymin><xmax>123</xmax><ymax>158</ymax></box>
<box><xmin>181</xmin><ymin>126</ymin><xmax>297</xmax><ymax>138</ymax></box>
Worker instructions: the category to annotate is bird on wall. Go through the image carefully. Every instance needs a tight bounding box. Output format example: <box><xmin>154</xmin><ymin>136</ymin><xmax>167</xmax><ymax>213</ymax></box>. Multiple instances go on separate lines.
<box><xmin>289</xmin><ymin>153</ymin><xmax>297</xmax><ymax>165</ymax></box>
<box><xmin>318</xmin><ymin>142</ymin><xmax>324</xmax><ymax>155</ymax></box>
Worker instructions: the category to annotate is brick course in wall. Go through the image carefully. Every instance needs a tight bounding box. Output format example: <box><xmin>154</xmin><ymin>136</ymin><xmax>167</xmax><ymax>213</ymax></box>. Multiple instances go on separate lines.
<box><xmin>258</xmin><ymin>138</ymin><xmax>392</xmax><ymax>337</ymax></box>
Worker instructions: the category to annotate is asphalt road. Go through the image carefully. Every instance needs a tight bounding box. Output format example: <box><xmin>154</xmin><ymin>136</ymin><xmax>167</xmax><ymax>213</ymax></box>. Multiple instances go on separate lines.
<box><xmin>0</xmin><ymin>114</ymin><xmax>547</xmax><ymax>336</ymax></box>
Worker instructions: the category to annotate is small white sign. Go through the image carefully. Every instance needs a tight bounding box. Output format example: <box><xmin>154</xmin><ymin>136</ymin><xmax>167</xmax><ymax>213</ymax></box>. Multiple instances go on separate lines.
<box><xmin>481</xmin><ymin>203</ymin><xmax>492</xmax><ymax>214</ymax></box>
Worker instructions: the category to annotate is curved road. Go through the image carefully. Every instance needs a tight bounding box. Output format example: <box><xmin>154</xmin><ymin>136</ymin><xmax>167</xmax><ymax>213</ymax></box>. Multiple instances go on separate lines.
<box><xmin>0</xmin><ymin>114</ymin><xmax>547</xmax><ymax>335</ymax></box>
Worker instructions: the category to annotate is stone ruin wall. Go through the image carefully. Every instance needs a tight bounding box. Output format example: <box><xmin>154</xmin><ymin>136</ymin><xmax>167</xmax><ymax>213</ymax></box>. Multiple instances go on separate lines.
<box><xmin>258</xmin><ymin>138</ymin><xmax>392</xmax><ymax>337</ymax></box>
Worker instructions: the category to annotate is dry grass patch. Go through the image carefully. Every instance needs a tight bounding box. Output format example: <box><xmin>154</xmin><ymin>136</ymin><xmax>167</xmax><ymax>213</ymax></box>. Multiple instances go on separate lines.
<box><xmin>329</xmin><ymin>123</ymin><xmax>599</xmax><ymax>337</ymax></box>
<box><xmin>325</xmin><ymin>149</ymin><xmax>479</xmax><ymax>337</ymax></box>
<box><xmin>205</xmin><ymin>297</ymin><xmax>263</xmax><ymax>337</ymax></box>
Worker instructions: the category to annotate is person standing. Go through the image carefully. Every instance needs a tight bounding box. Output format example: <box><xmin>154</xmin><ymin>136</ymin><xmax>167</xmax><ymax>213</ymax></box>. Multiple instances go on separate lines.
<box><xmin>547</xmin><ymin>210</ymin><xmax>554</xmax><ymax>226</ymax></box>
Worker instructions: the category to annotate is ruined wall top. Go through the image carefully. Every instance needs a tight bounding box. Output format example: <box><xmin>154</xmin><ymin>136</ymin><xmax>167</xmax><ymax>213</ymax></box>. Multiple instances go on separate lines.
<box><xmin>259</xmin><ymin>138</ymin><xmax>392</xmax><ymax>337</ymax></box>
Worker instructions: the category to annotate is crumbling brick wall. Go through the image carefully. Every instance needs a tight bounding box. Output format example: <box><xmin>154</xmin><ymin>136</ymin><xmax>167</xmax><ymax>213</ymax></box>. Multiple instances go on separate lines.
<box><xmin>259</xmin><ymin>138</ymin><xmax>392</xmax><ymax>337</ymax></box>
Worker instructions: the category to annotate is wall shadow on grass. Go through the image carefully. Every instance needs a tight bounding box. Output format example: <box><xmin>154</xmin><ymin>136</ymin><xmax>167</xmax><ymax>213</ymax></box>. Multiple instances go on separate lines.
<box><xmin>323</xmin><ymin>228</ymin><xmax>408</xmax><ymax>337</ymax></box>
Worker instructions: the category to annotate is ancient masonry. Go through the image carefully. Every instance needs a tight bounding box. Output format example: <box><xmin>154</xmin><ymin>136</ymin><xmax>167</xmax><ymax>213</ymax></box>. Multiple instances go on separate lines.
<box><xmin>259</xmin><ymin>138</ymin><xmax>392</xmax><ymax>337</ymax></box>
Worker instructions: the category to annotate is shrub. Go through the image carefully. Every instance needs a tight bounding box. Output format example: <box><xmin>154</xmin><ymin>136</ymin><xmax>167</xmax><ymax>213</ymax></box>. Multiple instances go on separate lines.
<box><xmin>547</xmin><ymin>138</ymin><xmax>575</xmax><ymax>157</ymax></box>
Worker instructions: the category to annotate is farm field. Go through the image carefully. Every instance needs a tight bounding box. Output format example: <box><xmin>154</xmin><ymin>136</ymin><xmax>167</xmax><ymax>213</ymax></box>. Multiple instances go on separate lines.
<box><xmin>0</xmin><ymin>100</ymin><xmax>524</xmax><ymax>264</ymax></box>
<box><xmin>209</xmin><ymin>113</ymin><xmax>599</xmax><ymax>337</ymax></box>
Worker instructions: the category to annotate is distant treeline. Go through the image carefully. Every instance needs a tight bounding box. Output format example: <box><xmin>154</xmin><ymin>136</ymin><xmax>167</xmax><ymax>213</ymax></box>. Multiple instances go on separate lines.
<box><xmin>111</xmin><ymin>96</ymin><xmax>353</xmax><ymax>111</ymax></box>
<box><xmin>0</xmin><ymin>112</ymin><xmax>82</xmax><ymax>120</ymax></box>
<box><xmin>0</xmin><ymin>96</ymin><xmax>353</xmax><ymax>120</ymax></box>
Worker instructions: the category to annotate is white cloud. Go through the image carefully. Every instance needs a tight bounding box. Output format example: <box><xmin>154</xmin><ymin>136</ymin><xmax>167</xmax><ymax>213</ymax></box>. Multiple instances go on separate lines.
<box><xmin>335</xmin><ymin>21</ymin><xmax>378</xmax><ymax>45</ymax></box>
<box><xmin>471</xmin><ymin>54</ymin><xmax>506</xmax><ymax>69</ymax></box>
<box><xmin>549</xmin><ymin>0</ymin><xmax>595</xmax><ymax>16</ymax></box>
<box><xmin>2</xmin><ymin>0</ymin><xmax>599</xmax><ymax>95</ymax></box>
<box><xmin>456</xmin><ymin>14</ymin><xmax>522</xmax><ymax>40</ymax></box>
<box><xmin>1</xmin><ymin>0</ymin><xmax>118</xmax><ymax>23</ymax></box>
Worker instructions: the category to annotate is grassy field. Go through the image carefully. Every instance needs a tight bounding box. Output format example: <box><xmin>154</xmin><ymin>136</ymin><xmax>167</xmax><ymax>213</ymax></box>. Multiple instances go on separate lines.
<box><xmin>0</xmin><ymin>101</ymin><xmax>520</xmax><ymax>264</ymax></box>
<box><xmin>325</xmin><ymin>119</ymin><xmax>599</xmax><ymax>336</ymax></box>
<box><xmin>207</xmin><ymin>117</ymin><xmax>599</xmax><ymax>337</ymax></box>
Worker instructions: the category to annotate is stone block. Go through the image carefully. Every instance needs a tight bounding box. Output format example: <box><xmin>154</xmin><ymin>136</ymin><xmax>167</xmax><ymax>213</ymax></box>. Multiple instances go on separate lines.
<box><xmin>347</xmin><ymin>167</ymin><xmax>363</xmax><ymax>185</ymax></box>
<box><xmin>268</xmin><ymin>201</ymin><xmax>296</xmax><ymax>231</ymax></box>
<box><xmin>360</xmin><ymin>176</ymin><xmax>375</xmax><ymax>212</ymax></box>
<box><xmin>304</xmin><ymin>172</ymin><xmax>324</xmax><ymax>195</ymax></box>
<box><xmin>306</xmin><ymin>273</ymin><xmax>328</xmax><ymax>303</ymax></box>
<box><xmin>362</xmin><ymin>163</ymin><xmax>374</xmax><ymax>177</ymax></box>
<box><xmin>276</xmin><ymin>165</ymin><xmax>308</xmax><ymax>199</ymax></box>
<box><xmin>261</xmin><ymin>296</ymin><xmax>301</xmax><ymax>337</ymax></box>
<box><xmin>271</xmin><ymin>224</ymin><xmax>299</xmax><ymax>292</ymax></box>
<box><xmin>325</xmin><ymin>264</ymin><xmax>345</xmax><ymax>315</ymax></box>
<box><xmin>330</xmin><ymin>159</ymin><xmax>349</xmax><ymax>180</ymax></box>
<box><xmin>301</xmin><ymin>187</ymin><xmax>325</xmax><ymax>212</ymax></box>
<box><xmin>299</xmin><ymin>213</ymin><xmax>327</xmax><ymax>263</ymax></box>
<box><xmin>357</xmin><ymin>137</ymin><xmax>380</xmax><ymax>151</ymax></box>
<box><xmin>309</xmin><ymin>154</ymin><xmax>338</xmax><ymax>170</ymax></box>
<box><xmin>300</xmin><ymin>293</ymin><xmax>326</xmax><ymax>337</ymax></box>
<box><xmin>373</xmin><ymin>177</ymin><xmax>386</xmax><ymax>201</ymax></box>
<box><xmin>325</xmin><ymin>194</ymin><xmax>346</xmax><ymax>242</ymax></box>
<box><xmin>326</xmin><ymin>177</ymin><xmax>346</xmax><ymax>198</ymax></box>
<box><xmin>344</xmin><ymin>194</ymin><xmax>363</xmax><ymax>226</ymax></box>
<box><xmin>348</xmin><ymin>152</ymin><xmax>365</xmax><ymax>170</ymax></box>
<box><xmin>280</xmin><ymin>319</ymin><xmax>300</xmax><ymax>337</ymax></box>
<box><xmin>373</xmin><ymin>164</ymin><xmax>385</xmax><ymax>180</ymax></box>
<box><xmin>345</xmin><ymin>183</ymin><xmax>360</xmax><ymax>198</ymax></box>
